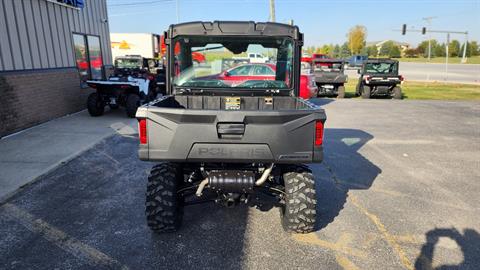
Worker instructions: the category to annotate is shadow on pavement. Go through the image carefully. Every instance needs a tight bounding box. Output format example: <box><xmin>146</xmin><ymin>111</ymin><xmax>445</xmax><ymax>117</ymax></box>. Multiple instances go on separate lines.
<box><xmin>0</xmin><ymin>135</ymin><xmax>248</xmax><ymax>270</ymax></box>
<box><xmin>415</xmin><ymin>228</ymin><xmax>480</xmax><ymax>270</ymax></box>
<box><xmin>311</xmin><ymin>128</ymin><xmax>381</xmax><ymax>231</ymax></box>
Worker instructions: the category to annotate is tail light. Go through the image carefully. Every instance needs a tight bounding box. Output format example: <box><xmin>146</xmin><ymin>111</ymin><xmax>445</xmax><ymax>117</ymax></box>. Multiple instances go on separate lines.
<box><xmin>314</xmin><ymin>121</ymin><xmax>324</xmax><ymax>146</ymax></box>
<box><xmin>400</xmin><ymin>75</ymin><xmax>404</xmax><ymax>81</ymax></box>
<box><xmin>138</xmin><ymin>119</ymin><xmax>147</xmax><ymax>144</ymax></box>
<box><xmin>148</xmin><ymin>75</ymin><xmax>154</xmax><ymax>81</ymax></box>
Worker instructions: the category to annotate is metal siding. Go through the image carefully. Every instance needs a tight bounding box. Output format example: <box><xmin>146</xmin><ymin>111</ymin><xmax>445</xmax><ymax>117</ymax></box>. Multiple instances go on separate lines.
<box><xmin>3</xmin><ymin>0</ymin><xmax>24</xmax><ymax>69</ymax></box>
<box><xmin>40</xmin><ymin>1</ymin><xmax>56</xmax><ymax>67</ymax></box>
<box><xmin>47</xmin><ymin>3</ymin><xmax>62</xmax><ymax>67</ymax></box>
<box><xmin>0</xmin><ymin>0</ymin><xmax>111</xmax><ymax>71</ymax></box>
<box><xmin>53</xmin><ymin>4</ymin><xmax>67</xmax><ymax>66</ymax></box>
<box><xmin>33</xmin><ymin>0</ymin><xmax>49</xmax><ymax>68</ymax></box>
<box><xmin>22</xmin><ymin>0</ymin><xmax>42</xmax><ymax>69</ymax></box>
<box><xmin>100</xmin><ymin>0</ymin><xmax>112</xmax><ymax>64</ymax></box>
<box><xmin>0</xmin><ymin>0</ymin><xmax>14</xmax><ymax>70</ymax></box>
<box><xmin>14</xmin><ymin>0</ymin><xmax>33</xmax><ymax>69</ymax></box>
<box><xmin>56</xmin><ymin>5</ymin><xmax>69</xmax><ymax>67</ymax></box>
<box><xmin>66</xmin><ymin>8</ymin><xmax>76</xmax><ymax>66</ymax></box>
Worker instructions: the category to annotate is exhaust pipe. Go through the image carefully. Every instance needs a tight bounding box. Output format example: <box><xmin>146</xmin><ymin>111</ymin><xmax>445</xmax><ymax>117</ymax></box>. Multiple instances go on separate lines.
<box><xmin>195</xmin><ymin>164</ymin><xmax>275</xmax><ymax>197</ymax></box>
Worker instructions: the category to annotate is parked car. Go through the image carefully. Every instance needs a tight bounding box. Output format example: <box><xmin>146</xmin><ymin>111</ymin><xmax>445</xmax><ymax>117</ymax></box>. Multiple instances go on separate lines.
<box><xmin>200</xmin><ymin>63</ymin><xmax>317</xmax><ymax>99</ymax></box>
<box><xmin>346</xmin><ymin>55</ymin><xmax>368</xmax><ymax>68</ymax></box>
<box><xmin>312</xmin><ymin>53</ymin><xmax>329</xmax><ymax>60</ymax></box>
<box><xmin>355</xmin><ymin>58</ymin><xmax>403</xmax><ymax>99</ymax></box>
<box><xmin>313</xmin><ymin>59</ymin><xmax>348</xmax><ymax>98</ymax></box>
<box><xmin>137</xmin><ymin>21</ymin><xmax>326</xmax><ymax>234</ymax></box>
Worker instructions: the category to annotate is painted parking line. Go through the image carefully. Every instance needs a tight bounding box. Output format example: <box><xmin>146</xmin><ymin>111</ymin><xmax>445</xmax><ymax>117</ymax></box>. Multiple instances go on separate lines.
<box><xmin>349</xmin><ymin>195</ymin><xmax>414</xmax><ymax>270</ymax></box>
<box><xmin>0</xmin><ymin>203</ymin><xmax>129</xmax><ymax>270</ymax></box>
<box><xmin>292</xmin><ymin>232</ymin><xmax>368</xmax><ymax>259</ymax></box>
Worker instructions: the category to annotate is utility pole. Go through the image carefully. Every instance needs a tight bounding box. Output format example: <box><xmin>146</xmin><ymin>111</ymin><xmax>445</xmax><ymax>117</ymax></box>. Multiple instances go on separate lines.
<box><xmin>461</xmin><ymin>33</ymin><xmax>468</xmax><ymax>63</ymax></box>
<box><xmin>446</xmin><ymin>33</ymin><xmax>449</xmax><ymax>80</ymax></box>
<box><xmin>422</xmin><ymin>16</ymin><xmax>437</xmax><ymax>61</ymax></box>
<box><xmin>176</xmin><ymin>0</ymin><xmax>179</xmax><ymax>23</ymax></box>
<box><xmin>269</xmin><ymin>0</ymin><xmax>275</xmax><ymax>22</ymax></box>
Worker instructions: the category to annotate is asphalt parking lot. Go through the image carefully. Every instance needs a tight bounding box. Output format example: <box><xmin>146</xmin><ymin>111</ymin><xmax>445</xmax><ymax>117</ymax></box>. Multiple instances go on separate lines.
<box><xmin>1</xmin><ymin>99</ymin><xmax>479</xmax><ymax>270</ymax></box>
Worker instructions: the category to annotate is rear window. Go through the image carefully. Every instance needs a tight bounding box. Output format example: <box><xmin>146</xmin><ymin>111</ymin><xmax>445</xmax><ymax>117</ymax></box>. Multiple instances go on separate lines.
<box><xmin>365</xmin><ymin>62</ymin><xmax>398</xmax><ymax>74</ymax></box>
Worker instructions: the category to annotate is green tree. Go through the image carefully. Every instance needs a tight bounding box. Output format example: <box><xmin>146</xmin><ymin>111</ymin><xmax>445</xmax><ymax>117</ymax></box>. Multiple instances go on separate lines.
<box><xmin>333</xmin><ymin>44</ymin><xmax>341</xmax><ymax>58</ymax></box>
<box><xmin>461</xmin><ymin>41</ymin><xmax>479</xmax><ymax>57</ymax></box>
<box><xmin>347</xmin><ymin>25</ymin><xmax>367</xmax><ymax>54</ymax></box>
<box><xmin>340</xmin><ymin>42</ymin><xmax>351</xmax><ymax>57</ymax></box>
<box><xmin>448</xmin><ymin>40</ymin><xmax>460</xmax><ymax>57</ymax></box>
<box><xmin>379</xmin><ymin>41</ymin><xmax>401</xmax><ymax>58</ymax></box>
<box><xmin>390</xmin><ymin>46</ymin><xmax>401</xmax><ymax>58</ymax></box>
<box><xmin>434</xmin><ymin>43</ymin><xmax>446</xmax><ymax>57</ymax></box>
<box><xmin>365</xmin><ymin>45</ymin><xmax>378</xmax><ymax>57</ymax></box>
<box><xmin>417</xmin><ymin>39</ymin><xmax>439</xmax><ymax>57</ymax></box>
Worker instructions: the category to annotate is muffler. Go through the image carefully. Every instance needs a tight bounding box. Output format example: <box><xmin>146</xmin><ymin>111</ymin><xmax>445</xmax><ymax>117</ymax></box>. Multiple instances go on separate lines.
<box><xmin>195</xmin><ymin>164</ymin><xmax>274</xmax><ymax>197</ymax></box>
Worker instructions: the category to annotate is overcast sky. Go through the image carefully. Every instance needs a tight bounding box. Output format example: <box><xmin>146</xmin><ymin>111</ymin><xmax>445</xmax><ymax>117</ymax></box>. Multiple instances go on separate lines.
<box><xmin>107</xmin><ymin>0</ymin><xmax>480</xmax><ymax>46</ymax></box>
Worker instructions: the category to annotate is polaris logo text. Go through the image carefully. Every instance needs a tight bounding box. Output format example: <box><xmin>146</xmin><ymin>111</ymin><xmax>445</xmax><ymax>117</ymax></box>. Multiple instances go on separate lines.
<box><xmin>197</xmin><ymin>147</ymin><xmax>267</xmax><ymax>158</ymax></box>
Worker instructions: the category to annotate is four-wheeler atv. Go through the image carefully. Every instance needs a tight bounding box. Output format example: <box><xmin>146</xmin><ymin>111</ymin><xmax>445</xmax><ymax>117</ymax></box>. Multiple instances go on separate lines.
<box><xmin>313</xmin><ymin>59</ymin><xmax>348</xmax><ymax>98</ymax></box>
<box><xmin>136</xmin><ymin>21</ymin><xmax>326</xmax><ymax>234</ymax></box>
<box><xmin>355</xmin><ymin>58</ymin><xmax>403</xmax><ymax>99</ymax></box>
<box><xmin>86</xmin><ymin>55</ymin><xmax>165</xmax><ymax>118</ymax></box>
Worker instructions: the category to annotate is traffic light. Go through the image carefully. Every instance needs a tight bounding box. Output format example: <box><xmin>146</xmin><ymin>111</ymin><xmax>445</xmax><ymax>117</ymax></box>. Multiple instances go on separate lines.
<box><xmin>402</xmin><ymin>24</ymin><xmax>407</xmax><ymax>35</ymax></box>
<box><xmin>422</xmin><ymin>27</ymin><xmax>426</xmax><ymax>35</ymax></box>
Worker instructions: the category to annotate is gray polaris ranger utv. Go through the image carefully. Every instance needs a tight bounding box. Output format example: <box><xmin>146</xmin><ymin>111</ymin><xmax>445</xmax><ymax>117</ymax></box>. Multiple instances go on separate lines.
<box><xmin>136</xmin><ymin>21</ymin><xmax>326</xmax><ymax>233</ymax></box>
<box><xmin>313</xmin><ymin>59</ymin><xmax>348</xmax><ymax>98</ymax></box>
<box><xmin>355</xmin><ymin>58</ymin><xmax>403</xmax><ymax>99</ymax></box>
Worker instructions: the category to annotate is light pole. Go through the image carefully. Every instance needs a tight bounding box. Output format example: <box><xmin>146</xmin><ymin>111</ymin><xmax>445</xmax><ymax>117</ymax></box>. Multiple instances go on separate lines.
<box><xmin>422</xmin><ymin>16</ymin><xmax>437</xmax><ymax>61</ymax></box>
<box><xmin>176</xmin><ymin>0</ymin><xmax>179</xmax><ymax>23</ymax></box>
<box><xmin>269</xmin><ymin>0</ymin><xmax>275</xmax><ymax>22</ymax></box>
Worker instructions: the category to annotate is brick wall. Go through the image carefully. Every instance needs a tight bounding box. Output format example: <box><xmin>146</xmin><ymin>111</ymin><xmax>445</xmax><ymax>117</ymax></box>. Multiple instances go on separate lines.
<box><xmin>0</xmin><ymin>68</ymin><xmax>94</xmax><ymax>137</ymax></box>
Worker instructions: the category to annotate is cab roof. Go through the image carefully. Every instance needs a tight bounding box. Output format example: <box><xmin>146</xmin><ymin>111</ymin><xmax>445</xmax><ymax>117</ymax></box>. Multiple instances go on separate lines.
<box><xmin>168</xmin><ymin>21</ymin><xmax>302</xmax><ymax>40</ymax></box>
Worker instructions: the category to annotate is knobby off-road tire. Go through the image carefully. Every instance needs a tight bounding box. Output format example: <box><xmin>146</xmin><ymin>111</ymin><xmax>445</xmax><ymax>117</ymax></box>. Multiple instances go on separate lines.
<box><xmin>146</xmin><ymin>163</ymin><xmax>184</xmax><ymax>233</ymax></box>
<box><xmin>126</xmin><ymin>94</ymin><xmax>140</xmax><ymax>118</ymax></box>
<box><xmin>361</xmin><ymin>86</ymin><xmax>371</xmax><ymax>99</ymax></box>
<box><xmin>281</xmin><ymin>166</ymin><xmax>316</xmax><ymax>233</ymax></box>
<box><xmin>87</xmin><ymin>92</ymin><xmax>105</xmax><ymax>117</ymax></box>
<box><xmin>337</xmin><ymin>85</ymin><xmax>345</xmax><ymax>99</ymax></box>
<box><xmin>393</xmin><ymin>86</ymin><xmax>402</xmax><ymax>99</ymax></box>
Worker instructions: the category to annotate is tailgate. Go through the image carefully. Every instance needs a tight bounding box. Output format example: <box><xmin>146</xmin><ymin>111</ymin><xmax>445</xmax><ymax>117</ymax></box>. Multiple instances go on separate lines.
<box><xmin>138</xmin><ymin>107</ymin><xmax>326</xmax><ymax>164</ymax></box>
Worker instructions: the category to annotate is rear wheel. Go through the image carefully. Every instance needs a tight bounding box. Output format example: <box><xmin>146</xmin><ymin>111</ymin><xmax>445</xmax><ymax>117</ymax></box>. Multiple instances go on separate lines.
<box><xmin>280</xmin><ymin>166</ymin><xmax>316</xmax><ymax>233</ymax></box>
<box><xmin>125</xmin><ymin>94</ymin><xmax>140</xmax><ymax>118</ymax></box>
<box><xmin>337</xmin><ymin>85</ymin><xmax>345</xmax><ymax>99</ymax></box>
<box><xmin>361</xmin><ymin>86</ymin><xmax>371</xmax><ymax>99</ymax></box>
<box><xmin>393</xmin><ymin>86</ymin><xmax>402</xmax><ymax>99</ymax></box>
<box><xmin>87</xmin><ymin>92</ymin><xmax>105</xmax><ymax>117</ymax></box>
<box><xmin>145</xmin><ymin>163</ymin><xmax>184</xmax><ymax>233</ymax></box>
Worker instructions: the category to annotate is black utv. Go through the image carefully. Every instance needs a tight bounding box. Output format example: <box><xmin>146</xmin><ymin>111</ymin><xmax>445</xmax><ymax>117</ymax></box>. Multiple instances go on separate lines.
<box><xmin>136</xmin><ymin>21</ymin><xmax>326</xmax><ymax>234</ymax></box>
<box><xmin>313</xmin><ymin>59</ymin><xmax>348</xmax><ymax>98</ymax></box>
<box><xmin>355</xmin><ymin>58</ymin><xmax>403</xmax><ymax>99</ymax></box>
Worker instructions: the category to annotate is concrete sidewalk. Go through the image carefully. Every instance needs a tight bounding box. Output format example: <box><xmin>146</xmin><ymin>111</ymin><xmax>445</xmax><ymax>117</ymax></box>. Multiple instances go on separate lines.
<box><xmin>0</xmin><ymin>109</ymin><xmax>137</xmax><ymax>201</ymax></box>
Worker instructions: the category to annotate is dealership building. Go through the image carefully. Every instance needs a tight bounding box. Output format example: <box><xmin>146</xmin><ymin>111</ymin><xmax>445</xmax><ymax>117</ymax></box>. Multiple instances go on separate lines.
<box><xmin>0</xmin><ymin>0</ymin><xmax>112</xmax><ymax>137</ymax></box>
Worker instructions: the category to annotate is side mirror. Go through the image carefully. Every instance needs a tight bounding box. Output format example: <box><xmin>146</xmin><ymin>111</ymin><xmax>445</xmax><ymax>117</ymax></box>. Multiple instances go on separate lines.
<box><xmin>223</xmin><ymin>71</ymin><xmax>230</xmax><ymax>77</ymax></box>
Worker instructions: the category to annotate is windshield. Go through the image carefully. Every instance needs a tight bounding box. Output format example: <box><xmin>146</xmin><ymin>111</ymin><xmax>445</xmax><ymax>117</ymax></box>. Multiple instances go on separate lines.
<box><xmin>171</xmin><ymin>36</ymin><xmax>294</xmax><ymax>89</ymax></box>
<box><xmin>115</xmin><ymin>58</ymin><xmax>142</xmax><ymax>69</ymax></box>
<box><xmin>314</xmin><ymin>62</ymin><xmax>343</xmax><ymax>72</ymax></box>
<box><xmin>364</xmin><ymin>62</ymin><xmax>398</xmax><ymax>74</ymax></box>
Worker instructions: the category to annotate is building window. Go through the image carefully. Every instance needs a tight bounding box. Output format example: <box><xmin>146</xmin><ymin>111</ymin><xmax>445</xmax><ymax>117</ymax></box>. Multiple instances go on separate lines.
<box><xmin>73</xmin><ymin>34</ymin><xmax>89</xmax><ymax>85</ymax></box>
<box><xmin>87</xmin><ymin>36</ymin><xmax>103</xmax><ymax>80</ymax></box>
<box><xmin>73</xmin><ymin>33</ymin><xmax>103</xmax><ymax>86</ymax></box>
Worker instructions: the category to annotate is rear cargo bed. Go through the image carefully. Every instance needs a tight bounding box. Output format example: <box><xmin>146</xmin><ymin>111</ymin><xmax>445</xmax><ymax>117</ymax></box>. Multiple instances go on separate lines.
<box><xmin>137</xmin><ymin>95</ymin><xmax>326</xmax><ymax>164</ymax></box>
